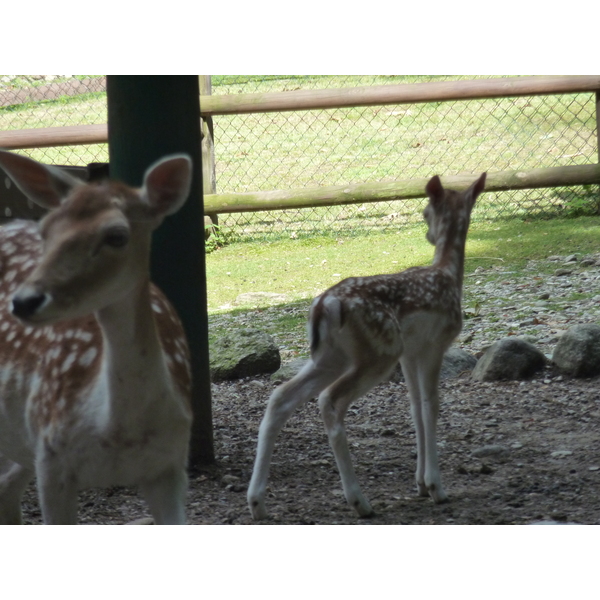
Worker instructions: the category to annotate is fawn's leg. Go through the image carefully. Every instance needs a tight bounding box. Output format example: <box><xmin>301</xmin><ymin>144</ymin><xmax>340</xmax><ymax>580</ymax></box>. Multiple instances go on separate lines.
<box><xmin>37</xmin><ymin>458</ymin><xmax>79</xmax><ymax>524</ymax></box>
<box><xmin>248</xmin><ymin>360</ymin><xmax>338</xmax><ymax>520</ymax></box>
<box><xmin>400</xmin><ymin>355</ymin><xmax>428</xmax><ymax>497</ymax></box>
<box><xmin>140</xmin><ymin>467</ymin><xmax>188</xmax><ymax>525</ymax></box>
<box><xmin>402</xmin><ymin>350</ymin><xmax>447</xmax><ymax>503</ymax></box>
<box><xmin>319</xmin><ymin>364</ymin><xmax>391</xmax><ymax>518</ymax></box>
<box><xmin>0</xmin><ymin>455</ymin><xmax>34</xmax><ymax>525</ymax></box>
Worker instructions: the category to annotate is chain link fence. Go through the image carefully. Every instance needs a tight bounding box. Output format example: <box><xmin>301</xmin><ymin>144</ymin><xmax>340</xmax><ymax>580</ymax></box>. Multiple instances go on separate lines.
<box><xmin>210</xmin><ymin>76</ymin><xmax>599</xmax><ymax>240</ymax></box>
<box><xmin>1</xmin><ymin>75</ymin><xmax>598</xmax><ymax>241</ymax></box>
<box><xmin>0</xmin><ymin>75</ymin><xmax>108</xmax><ymax>166</ymax></box>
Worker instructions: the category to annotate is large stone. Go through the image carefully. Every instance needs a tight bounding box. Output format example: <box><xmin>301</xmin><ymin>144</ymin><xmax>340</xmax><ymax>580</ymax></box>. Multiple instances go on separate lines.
<box><xmin>552</xmin><ymin>324</ymin><xmax>600</xmax><ymax>377</ymax></box>
<box><xmin>270</xmin><ymin>358</ymin><xmax>308</xmax><ymax>382</ymax></box>
<box><xmin>210</xmin><ymin>329</ymin><xmax>281</xmax><ymax>381</ymax></box>
<box><xmin>472</xmin><ymin>338</ymin><xmax>546</xmax><ymax>381</ymax></box>
<box><xmin>440</xmin><ymin>347</ymin><xmax>477</xmax><ymax>379</ymax></box>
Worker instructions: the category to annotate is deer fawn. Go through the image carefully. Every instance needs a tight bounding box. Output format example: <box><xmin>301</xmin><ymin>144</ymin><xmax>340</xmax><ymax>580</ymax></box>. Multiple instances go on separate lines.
<box><xmin>248</xmin><ymin>173</ymin><xmax>486</xmax><ymax>519</ymax></box>
<box><xmin>0</xmin><ymin>150</ymin><xmax>194</xmax><ymax>524</ymax></box>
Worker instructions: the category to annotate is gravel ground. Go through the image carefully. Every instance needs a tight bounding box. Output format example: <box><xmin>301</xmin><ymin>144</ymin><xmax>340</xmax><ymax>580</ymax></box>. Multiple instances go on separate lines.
<box><xmin>19</xmin><ymin>254</ymin><xmax>600</xmax><ymax>525</ymax></box>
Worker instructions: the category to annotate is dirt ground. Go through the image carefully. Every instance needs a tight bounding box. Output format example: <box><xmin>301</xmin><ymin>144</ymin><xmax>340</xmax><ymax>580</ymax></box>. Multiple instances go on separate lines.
<box><xmin>18</xmin><ymin>254</ymin><xmax>600</xmax><ymax>525</ymax></box>
<box><xmin>20</xmin><ymin>365</ymin><xmax>600</xmax><ymax>525</ymax></box>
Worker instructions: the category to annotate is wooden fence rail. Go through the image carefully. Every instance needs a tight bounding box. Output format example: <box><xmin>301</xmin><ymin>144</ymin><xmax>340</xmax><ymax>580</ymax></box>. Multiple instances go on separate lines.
<box><xmin>200</xmin><ymin>75</ymin><xmax>600</xmax><ymax>115</ymax></box>
<box><xmin>1</xmin><ymin>76</ymin><xmax>599</xmax><ymax>149</ymax></box>
<box><xmin>0</xmin><ymin>124</ymin><xmax>108</xmax><ymax>150</ymax></box>
<box><xmin>204</xmin><ymin>164</ymin><xmax>600</xmax><ymax>214</ymax></box>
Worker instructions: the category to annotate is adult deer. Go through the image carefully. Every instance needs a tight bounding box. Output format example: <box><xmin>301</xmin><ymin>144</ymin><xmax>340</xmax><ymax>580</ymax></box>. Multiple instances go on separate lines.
<box><xmin>0</xmin><ymin>150</ymin><xmax>193</xmax><ymax>524</ymax></box>
<box><xmin>248</xmin><ymin>173</ymin><xmax>486</xmax><ymax>519</ymax></box>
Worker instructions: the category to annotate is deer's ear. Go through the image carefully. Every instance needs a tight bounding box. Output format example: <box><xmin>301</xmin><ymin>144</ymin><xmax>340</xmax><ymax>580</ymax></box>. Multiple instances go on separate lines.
<box><xmin>139</xmin><ymin>154</ymin><xmax>192</xmax><ymax>218</ymax></box>
<box><xmin>467</xmin><ymin>172</ymin><xmax>486</xmax><ymax>207</ymax></box>
<box><xmin>0</xmin><ymin>150</ymin><xmax>81</xmax><ymax>209</ymax></box>
<box><xmin>425</xmin><ymin>175</ymin><xmax>444</xmax><ymax>206</ymax></box>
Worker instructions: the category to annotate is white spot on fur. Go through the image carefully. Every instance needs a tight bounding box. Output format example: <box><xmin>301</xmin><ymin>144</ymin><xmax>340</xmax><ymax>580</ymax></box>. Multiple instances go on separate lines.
<box><xmin>1</xmin><ymin>241</ymin><xmax>16</xmax><ymax>254</ymax></box>
<box><xmin>78</xmin><ymin>347</ymin><xmax>97</xmax><ymax>367</ymax></box>
<box><xmin>76</xmin><ymin>331</ymin><xmax>93</xmax><ymax>343</ymax></box>
<box><xmin>61</xmin><ymin>352</ymin><xmax>77</xmax><ymax>374</ymax></box>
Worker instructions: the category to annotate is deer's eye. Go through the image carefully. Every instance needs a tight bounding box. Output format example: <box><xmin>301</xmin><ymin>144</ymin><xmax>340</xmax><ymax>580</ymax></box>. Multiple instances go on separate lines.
<box><xmin>103</xmin><ymin>228</ymin><xmax>129</xmax><ymax>248</ymax></box>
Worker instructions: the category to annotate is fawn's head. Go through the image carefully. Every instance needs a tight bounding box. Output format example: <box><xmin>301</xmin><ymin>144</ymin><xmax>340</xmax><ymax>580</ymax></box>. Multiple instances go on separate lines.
<box><xmin>0</xmin><ymin>150</ymin><xmax>192</xmax><ymax>325</ymax></box>
<box><xmin>423</xmin><ymin>172</ymin><xmax>486</xmax><ymax>246</ymax></box>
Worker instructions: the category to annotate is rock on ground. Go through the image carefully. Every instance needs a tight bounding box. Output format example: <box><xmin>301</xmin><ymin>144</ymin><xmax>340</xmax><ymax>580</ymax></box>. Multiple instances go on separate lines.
<box><xmin>210</xmin><ymin>329</ymin><xmax>281</xmax><ymax>381</ymax></box>
<box><xmin>472</xmin><ymin>338</ymin><xmax>546</xmax><ymax>381</ymax></box>
<box><xmin>552</xmin><ymin>324</ymin><xmax>600</xmax><ymax>377</ymax></box>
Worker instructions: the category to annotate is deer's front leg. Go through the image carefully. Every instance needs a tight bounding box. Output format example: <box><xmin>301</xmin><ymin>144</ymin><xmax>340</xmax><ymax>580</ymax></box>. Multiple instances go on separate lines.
<box><xmin>401</xmin><ymin>352</ymin><xmax>448</xmax><ymax>503</ymax></box>
<box><xmin>401</xmin><ymin>357</ymin><xmax>428</xmax><ymax>497</ymax></box>
<box><xmin>36</xmin><ymin>458</ymin><xmax>79</xmax><ymax>525</ymax></box>
<box><xmin>140</xmin><ymin>467</ymin><xmax>188</xmax><ymax>524</ymax></box>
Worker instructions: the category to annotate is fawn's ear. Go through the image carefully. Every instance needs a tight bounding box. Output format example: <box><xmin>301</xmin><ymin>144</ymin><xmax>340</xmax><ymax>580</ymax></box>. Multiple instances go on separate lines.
<box><xmin>138</xmin><ymin>154</ymin><xmax>192</xmax><ymax>219</ymax></box>
<box><xmin>0</xmin><ymin>149</ymin><xmax>81</xmax><ymax>209</ymax></box>
<box><xmin>467</xmin><ymin>172</ymin><xmax>486</xmax><ymax>207</ymax></box>
<box><xmin>425</xmin><ymin>175</ymin><xmax>445</xmax><ymax>206</ymax></box>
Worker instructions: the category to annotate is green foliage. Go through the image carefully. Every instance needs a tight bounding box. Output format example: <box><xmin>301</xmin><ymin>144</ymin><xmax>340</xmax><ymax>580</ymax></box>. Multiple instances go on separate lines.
<box><xmin>560</xmin><ymin>185</ymin><xmax>600</xmax><ymax>218</ymax></box>
<box><xmin>204</xmin><ymin>222</ymin><xmax>243</xmax><ymax>254</ymax></box>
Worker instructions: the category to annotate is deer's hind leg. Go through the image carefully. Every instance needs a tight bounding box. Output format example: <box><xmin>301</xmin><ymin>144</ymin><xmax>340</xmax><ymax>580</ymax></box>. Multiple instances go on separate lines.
<box><xmin>248</xmin><ymin>359</ymin><xmax>340</xmax><ymax>520</ymax></box>
<box><xmin>319</xmin><ymin>357</ymin><xmax>397</xmax><ymax>517</ymax></box>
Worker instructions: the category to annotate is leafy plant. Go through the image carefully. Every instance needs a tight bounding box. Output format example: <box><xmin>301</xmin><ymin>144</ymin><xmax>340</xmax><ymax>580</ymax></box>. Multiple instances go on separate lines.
<box><xmin>552</xmin><ymin>185</ymin><xmax>600</xmax><ymax>218</ymax></box>
<box><xmin>204</xmin><ymin>222</ymin><xmax>239</xmax><ymax>254</ymax></box>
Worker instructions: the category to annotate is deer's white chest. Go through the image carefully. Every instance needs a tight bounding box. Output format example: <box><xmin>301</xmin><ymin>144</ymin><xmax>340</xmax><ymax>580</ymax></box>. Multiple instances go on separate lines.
<box><xmin>42</xmin><ymin>363</ymin><xmax>191</xmax><ymax>488</ymax></box>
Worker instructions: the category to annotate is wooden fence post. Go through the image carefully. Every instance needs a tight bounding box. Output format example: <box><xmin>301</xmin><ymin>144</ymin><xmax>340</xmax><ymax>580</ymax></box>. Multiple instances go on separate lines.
<box><xmin>200</xmin><ymin>76</ymin><xmax>218</xmax><ymax>239</ymax></box>
<box><xmin>597</xmin><ymin>92</ymin><xmax>600</xmax><ymax>165</ymax></box>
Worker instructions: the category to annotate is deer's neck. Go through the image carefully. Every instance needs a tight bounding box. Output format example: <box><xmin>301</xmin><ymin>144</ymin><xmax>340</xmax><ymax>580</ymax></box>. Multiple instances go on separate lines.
<box><xmin>95</xmin><ymin>277</ymin><xmax>168</xmax><ymax>425</ymax></box>
<box><xmin>431</xmin><ymin>229</ymin><xmax>468</xmax><ymax>289</ymax></box>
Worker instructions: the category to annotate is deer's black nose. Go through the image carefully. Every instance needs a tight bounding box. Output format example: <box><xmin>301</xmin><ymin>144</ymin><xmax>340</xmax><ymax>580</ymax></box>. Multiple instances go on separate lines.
<box><xmin>12</xmin><ymin>293</ymin><xmax>47</xmax><ymax>319</ymax></box>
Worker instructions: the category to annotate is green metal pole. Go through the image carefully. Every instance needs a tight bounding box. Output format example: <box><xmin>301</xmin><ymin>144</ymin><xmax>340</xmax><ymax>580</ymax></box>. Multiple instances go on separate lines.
<box><xmin>106</xmin><ymin>75</ymin><xmax>214</xmax><ymax>466</ymax></box>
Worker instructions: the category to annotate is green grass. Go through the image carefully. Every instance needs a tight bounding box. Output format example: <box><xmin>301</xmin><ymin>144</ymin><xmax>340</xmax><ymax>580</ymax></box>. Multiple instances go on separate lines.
<box><xmin>206</xmin><ymin>215</ymin><xmax>600</xmax><ymax>311</ymax></box>
<box><xmin>466</xmin><ymin>216</ymin><xmax>600</xmax><ymax>270</ymax></box>
<box><xmin>206</xmin><ymin>214</ymin><xmax>600</xmax><ymax>360</ymax></box>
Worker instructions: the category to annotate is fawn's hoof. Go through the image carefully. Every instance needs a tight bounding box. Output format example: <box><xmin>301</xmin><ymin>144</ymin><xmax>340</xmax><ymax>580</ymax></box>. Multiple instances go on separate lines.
<box><xmin>348</xmin><ymin>495</ymin><xmax>375</xmax><ymax>518</ymax></box>
<box><xmin>417</xmin><ymin>481</ymin><xmax>448</xmax><ymax>504</ymax></box>
<box><xmin>429</xmin><ymin>484</ymin><xmax>449</xmax><ymax>504</ymax></box>
<box><xmin>248</xmin><ymin>497</ymin><xmax>268</xmax><ymax>521</ymax></box>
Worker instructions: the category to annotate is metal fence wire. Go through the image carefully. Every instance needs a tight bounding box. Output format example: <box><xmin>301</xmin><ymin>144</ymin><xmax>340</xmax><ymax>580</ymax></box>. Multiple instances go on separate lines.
<box><xmin>1</xmin><ymin>75</ymin><xmax>598</xmax><ymax>242</ymax></box>
<box><xmin>0</xmin><ymin>75</ymin><xmax>108</xmax><ymax>166</ymax></box>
